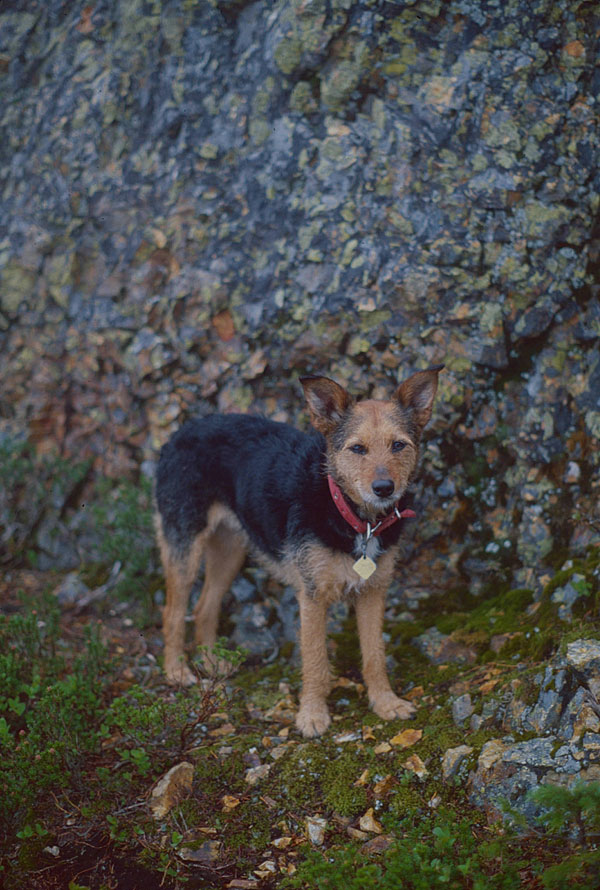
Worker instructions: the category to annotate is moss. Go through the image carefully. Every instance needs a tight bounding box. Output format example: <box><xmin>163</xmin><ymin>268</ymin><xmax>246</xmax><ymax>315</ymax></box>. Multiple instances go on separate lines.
<box><xmin>330</xmin><ymin>623</ymin><xmax>361</xmax><ymax>677</ymax></box>
<box><xmin>322</xmin><ymin>752</ymin><xmax>368</xmax><ymax>817</ymax></box>
<box><xmin>418</xmin><ymin>723</ymin><xmax>464</xmax><ymax>761</ymax></box>
<box><xmin>276</xmin><ymin>744</ymin><xmax>328</xmax><ymax>810</ymax></box>
<box><xmin>221</xmin><ymin>798</ymin><xmax>272</xmax><ymax>860</ymax></box>
<box><xmin>273</xmin><ymin>34</ymin><xmax>302</xmax><ymax>75</ymax></box>
<box><xmin>387</xmin><ymin>776</ymin><xmax>425</xmax><ymax>818</ymax></box>
<box><xmin>290</xmin><ymin>81</ymin><xmax>318</xmax><ymax>116</ymax></box>
<box><xmin>274</xmin><ymin>739</ymin><xmax>372</xmax><ymax>818</ymax></box>
<box><xmin>320</xmin><ymin>42</ymin><xmax>371</xmax><ymax>112</ymax></box>
<box><xmin>463</xmin><ymin>588</ymin><xmax>534</xmax><ymax>636</ymax></box>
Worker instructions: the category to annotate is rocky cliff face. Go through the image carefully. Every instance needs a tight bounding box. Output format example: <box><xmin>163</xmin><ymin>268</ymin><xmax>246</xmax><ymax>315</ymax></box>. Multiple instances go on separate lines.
<box><xmin>1</xmin><ymin>0</ymin><xmax>599</xmax><ymax>586</ymax></box>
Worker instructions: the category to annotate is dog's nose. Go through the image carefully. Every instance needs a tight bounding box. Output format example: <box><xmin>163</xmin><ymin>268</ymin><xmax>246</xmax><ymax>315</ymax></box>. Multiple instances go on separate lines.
<box><xmin>372</xmin><ymin>479</ymin><xmax>394</xmax><ymax>499</ymax></box>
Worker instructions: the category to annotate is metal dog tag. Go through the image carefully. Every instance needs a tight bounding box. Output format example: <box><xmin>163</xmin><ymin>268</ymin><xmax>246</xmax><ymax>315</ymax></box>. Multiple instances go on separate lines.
<box><xmin>353</xmin><ymin>555</ymin><xmax>377</xmax><ymax>580</ymax></box>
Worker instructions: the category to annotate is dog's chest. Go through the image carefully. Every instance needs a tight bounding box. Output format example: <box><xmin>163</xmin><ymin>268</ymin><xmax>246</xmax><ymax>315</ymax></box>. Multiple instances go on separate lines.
<box><xmin>350</xmin><ymin>533</ymin><xmax>382</xmax><ymax>582</ymax></box>
<box><xmin>354</xmin><ymin>534</ymin><xmax>381</xmax><ymax>562</ymax></box>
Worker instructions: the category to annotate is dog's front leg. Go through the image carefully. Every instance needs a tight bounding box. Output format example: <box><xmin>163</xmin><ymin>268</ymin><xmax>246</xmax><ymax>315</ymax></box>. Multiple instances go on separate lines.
<box><xmin>295</xmin><ymin>587</ymin><xmax>332</xmax><ymax>738</ymax></box>
<box><xmin>355</xmin><ymin>585</ymin><xmax>416</xmax><ymax>722</ymax></box>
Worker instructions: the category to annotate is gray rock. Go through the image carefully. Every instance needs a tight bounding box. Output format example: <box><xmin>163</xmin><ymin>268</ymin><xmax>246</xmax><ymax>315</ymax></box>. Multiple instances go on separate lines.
<box><xmin>442</xmin><ymin>745</ymin><xmax>473</xmax><ymax>780</ymax></box>
<box><xmin>452</xmin><ymin>693</ymin><xmax>474</xmax><ymax>726</ymax></box>
<box><xmin>467</xmin><ymin>643</ymin><xmax>600</xmax><ymax>821</ymax></box>
<box><xmin>1</xmin><ymin>0</ymin><xmax>599</xmax><ymax>596</ymax></box>
<box><xmin>231</xmin><ymin>602</ymin><xmax>280</xmax><ymax>661</ymax></box>
<box><xmin>566</xmin><ymin>639</ymin><xmax>600</xmax><ymax>678</ymax></box>
<box><xmin>551</xmin><ymin>574</ymin><xmax>588</xmax><ymax>621</ymax></box>
<box><xmin>413</xmin><ymin>628</ymin><xmax>477</xmax><ymax>665</ymax></box>
<box><xmin>230</xmin><ymin>576</ymin><xmax>257</xmax><ymax>604</ymax></box>
<box><xmin>54</xmin><ymin>572</ymin><xmax>90</xmax><ymax>606</ymax></box>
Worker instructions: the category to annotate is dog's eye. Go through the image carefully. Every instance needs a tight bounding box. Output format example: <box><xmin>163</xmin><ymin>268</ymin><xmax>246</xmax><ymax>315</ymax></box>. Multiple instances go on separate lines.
<box><xmin>391</xmin><ymin>440</ymin><xmax>407</xmax><ymax>453</ymax></box>
<box><xmin>349</xmin><ymin>443</ymin><xmax>367</xmax><ymax>455</ymax></box>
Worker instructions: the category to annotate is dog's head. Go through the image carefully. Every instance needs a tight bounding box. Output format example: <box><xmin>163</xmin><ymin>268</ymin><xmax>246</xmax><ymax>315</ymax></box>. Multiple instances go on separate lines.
<box><xmin>301</xmin><ymin>367</ymin><xmax>443</xmax><ymax>515</ymax></box>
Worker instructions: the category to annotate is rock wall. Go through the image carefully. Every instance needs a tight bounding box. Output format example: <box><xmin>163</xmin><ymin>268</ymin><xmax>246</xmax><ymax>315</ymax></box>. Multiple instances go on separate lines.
<box><xmin>1</xmin><ymin>0</ymin><xmax>599</xmax><ymax>582</ymax></box>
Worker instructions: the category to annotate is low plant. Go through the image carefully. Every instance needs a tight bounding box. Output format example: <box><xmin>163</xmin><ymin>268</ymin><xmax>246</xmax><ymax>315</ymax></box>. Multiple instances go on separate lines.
<box><xmin>283</xmin><ymin>810</ymin><xmax>522</xmax><ymax>889</ymax></box>
<box><xmin>0</xmin><ymin>600</ymin><xmax>106</xmax><ymax>834</ymax></box>
<box><xmin>0</xmin><ymin>437</ymin><xmax>90</xmax><ymax>566</ymax></box>
<box><xmin>529</xmin><ymin>781</ymin><xmax>600</xmax><ymax>888</ymax></box>
<box><xmin>91</xmin><ymin>475</ymin><xmax>157</xmax><ymax>610</ymax></box>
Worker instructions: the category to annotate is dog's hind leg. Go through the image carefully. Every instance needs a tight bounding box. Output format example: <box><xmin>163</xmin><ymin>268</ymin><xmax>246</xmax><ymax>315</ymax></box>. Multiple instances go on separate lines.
<box><xmin>158</xmin><ymin>524</ymin><xmax>205</xmax><ymax>687</ymax></box>
<box><xmin>192</xmin><ymin>522</ymin><xmax>246</xmax><ymax>675</ymax></box>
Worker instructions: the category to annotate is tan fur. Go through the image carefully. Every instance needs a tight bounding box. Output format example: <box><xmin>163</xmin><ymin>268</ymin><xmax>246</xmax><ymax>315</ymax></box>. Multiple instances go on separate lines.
<box><xmin>330</xmin><ymin>400</ymin><xmax>419</xmax><ymax>518</ymax></box>
<box><xmin>157</xmin><ymin>505</ymin><xmax>248</xmax><ymax>684</ymax></box>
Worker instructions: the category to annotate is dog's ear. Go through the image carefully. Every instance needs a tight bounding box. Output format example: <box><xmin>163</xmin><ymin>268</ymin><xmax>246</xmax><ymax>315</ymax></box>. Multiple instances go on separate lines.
<box><xmin>396</xmin><ymin>365</ymin><xmax>443</xmax><ymax>431</ymax></box>
<box><xmin>300</xmin><ymin>376</ymin><xmax>353</xmax><ymax>435</ymax></box>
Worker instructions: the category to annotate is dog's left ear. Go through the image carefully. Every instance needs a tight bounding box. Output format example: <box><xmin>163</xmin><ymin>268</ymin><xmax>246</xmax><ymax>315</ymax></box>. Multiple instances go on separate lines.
<box><xmin>300</xmin><ymin>376</ymin><xmax>353</xmax><ymax>435</ymax></box>
<box><xmin>396</xmin><ymin>365</ymin><xmax>444</xmax><ymax>431</ymax></box>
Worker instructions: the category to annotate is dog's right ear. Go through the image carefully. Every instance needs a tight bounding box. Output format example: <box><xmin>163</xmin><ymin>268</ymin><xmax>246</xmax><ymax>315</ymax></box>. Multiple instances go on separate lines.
<box><xmin>300</xmin><ymin>376</ymin><xmax>353</xmax><ymax>435</ymax></box>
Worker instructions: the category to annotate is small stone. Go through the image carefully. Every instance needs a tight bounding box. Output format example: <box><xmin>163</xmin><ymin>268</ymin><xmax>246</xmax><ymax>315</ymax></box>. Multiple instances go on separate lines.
<box><xmin>230</xmin><ymin>577</ymin><xmax>256</xmax><ymax>603</ymax></box>
<box><xmin>490</xmin><ymin>633</ymin><xmax>520</xmax><ymax>653</ymax></box>
<box><xmin>551</xmin><ymin>574</ymin><xmax>588</xmax><ymax>621</ymax></box>
<box><xmin>347</xmin><ymin>826</ymin><xmax>369</xmax><ymax>840</ymax></box>
<box><xmin>179</xmin><ymin>842</ymin><xmax>220</xmax><ymax>863</ymax></box>
<box><xmin>373</xmin><ymin>775</ymin><xmax>394</xmax><ymax>795</ymax></box>
<box><xmin>390</xmin><ymin>728</ymin><xmax>423</xmax><ymax>748</ymax></box>
<box><xmin>354</xmin><ymin>769</ymin><xmax>370</xmax><ymax>786</ymax></box>
<box><xmin>582</xmin><ymin>732</ymin><xmax>600</xmax><ymax>751</ymax></box>
<box><xmin>359</xmin><ymin>807</ymin><xmax>383</xmax><ymax>834</ymax></box>
<box><xmin>334</xmin><ymin>730</ymin><xmax>361</xmax><ymax>743</ymax></box>
<box><xmin>150</xmin><ymin>762</ymin><xmax>194</xmax><ymax>819</ymax></box>
<box><xmin>306</xmin><ymin>815</ymin><xmax>327</xmax><ymax>846</ymax></box>
<box><xmin>254</xmin><ymin>860</ymin><xmax>277</xmax><ymax>879</ymax></box>
<box><xmin>271</xmin><ymin>836</ymin><xmax>293</xmax><ymax>850</ymax></box>
<box><xmin>402</xmin><ymin>754</ymin><xmax>428</xmax><ymax>778</ymax></box>
<box><xmin>413</xmin><ymin>628</ymin><xmax>477</xmax><ymax>665</ymax></box>
<box><xmin>362</xmin><ymin>835</ymin><xmax>394</xmax><ymax>855</ymax></box>
<box><xmin>452</xmin><ymin>693</ymin><xmax>474</xmax><ymax>726</ymax></box>
<box><xmin>566</xmin><ymin>639</ymin><xmax>600</xmax><ymax>677</ymax></box>
<box><xmin>244</xmin><ymin>763</ymin><xmax>271</xmax><ymax>786</ymax></box>
<box><xmin>442</xmin><ymin>745</ymin><xmax>474</xmax><ymax>780</ymax></box>
<box><xmin>53</xmin><ymin>572</ymin><xmax>90</xmax><ymax>606</ymax></box>
<box><xmin>477</xmin><ymin>739</ymin><xmax>506</xmax><ymax>771</ymax></box>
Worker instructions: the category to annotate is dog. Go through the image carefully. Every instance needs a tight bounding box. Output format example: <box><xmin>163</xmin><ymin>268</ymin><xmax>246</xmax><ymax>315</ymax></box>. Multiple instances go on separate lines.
<box><xmin>154</xmin><ymin>366</ymin><xmax>442</xmax><ymax>737</ymax></box>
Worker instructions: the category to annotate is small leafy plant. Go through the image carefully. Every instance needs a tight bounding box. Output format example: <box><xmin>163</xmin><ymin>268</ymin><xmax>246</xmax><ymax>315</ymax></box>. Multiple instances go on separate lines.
<box><xmin>0</xmin><ymin>437</ymin><xmax>90</xmax><ymax>566</ymax></box>
<box><xmin>91</xmin><ymin>475</ymin><xmax>157</xmax><ymax>609</ymax></box>
<box><xmin>529</xmin><ymin>781</ymin><xmax>600</xmax><ymax>888</ymax></box>
<box><xmin>283</xmin><ymin>810</ymin><xmax>523</xmax><ymax>889</ymax></box>
<box><xmin>0</xmin><ymin>596</ymin><xmax>106</xmax><ymax>834</ymax></box>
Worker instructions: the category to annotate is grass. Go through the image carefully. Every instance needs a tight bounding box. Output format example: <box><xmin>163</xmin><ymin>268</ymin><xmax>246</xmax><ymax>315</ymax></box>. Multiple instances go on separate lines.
<box><xmin>1</xmin><ymin>438</ymin><xmax>600</xmax><ymax>888</ymax></box>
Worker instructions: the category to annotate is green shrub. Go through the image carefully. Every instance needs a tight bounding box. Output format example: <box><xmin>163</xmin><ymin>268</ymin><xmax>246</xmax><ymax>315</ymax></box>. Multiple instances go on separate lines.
<box><xmin>530</xmin><ymin>782</ymin><xmax>600</xmax><ymax>889</ymax></box>
<box><xmin>0</xmin><ymin>611</ymin><xmax>105</xmax><ymax>832</ymax></box>
<box><xmin>284</xmin><ymin>810</ymin><xmax>522</xmax><ymax>889</ymax></box>
<box><xmin>0</xmin><ymin>437</ymin><xmax>90</xmax><ymax>565</ymax></box>
<box><xmin>91</xmin><ymin>476</ymin><xmax>156</xmax><ymax>609</ymax></box>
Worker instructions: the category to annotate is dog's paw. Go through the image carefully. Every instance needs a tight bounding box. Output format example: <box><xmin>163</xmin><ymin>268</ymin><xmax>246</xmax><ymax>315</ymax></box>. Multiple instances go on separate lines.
<box><xmin>371</xmin><ymin>691</ymin><xmax>416</xmax><ymax>722</ymax></box>
<box><xmin>164</xmin><ymin>659</ymin><xmax>197</xmax><ymax>687</ymax></box>
<box><xmin>296</xmin><ymin>701</ymin><xmax>331</xmax><ymax>738</ymax></box>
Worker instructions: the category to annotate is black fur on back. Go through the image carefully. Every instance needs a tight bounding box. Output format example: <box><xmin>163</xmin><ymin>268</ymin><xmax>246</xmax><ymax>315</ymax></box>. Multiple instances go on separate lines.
<box><xmin>155</xmin><ymin>414</ymin><xmax>413</xmax><ymax>559</ymax></box>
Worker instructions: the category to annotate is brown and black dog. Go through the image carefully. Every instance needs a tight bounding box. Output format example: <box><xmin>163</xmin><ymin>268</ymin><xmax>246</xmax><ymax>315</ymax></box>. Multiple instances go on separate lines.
<box><xmin>154</xmin><ymin>367</ymin><xmax>442</xmax><ymax>737</ymax></box>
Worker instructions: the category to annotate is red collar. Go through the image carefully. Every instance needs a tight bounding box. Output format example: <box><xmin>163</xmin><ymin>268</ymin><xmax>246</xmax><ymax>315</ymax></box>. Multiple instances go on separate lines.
<box><xmin>327</xmin><ymin>474</ymin><xmax>416</xmax><ymax>537</ymax></box>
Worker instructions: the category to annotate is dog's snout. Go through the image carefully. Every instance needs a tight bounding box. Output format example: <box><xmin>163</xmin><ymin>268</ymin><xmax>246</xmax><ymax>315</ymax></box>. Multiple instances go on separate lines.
<box><xmin>372</xmin><ymin>478</ymin><xmax>394</xmax><ymax>499</ymax></box>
